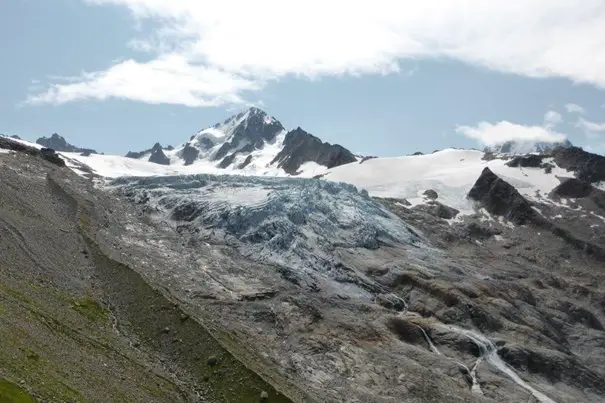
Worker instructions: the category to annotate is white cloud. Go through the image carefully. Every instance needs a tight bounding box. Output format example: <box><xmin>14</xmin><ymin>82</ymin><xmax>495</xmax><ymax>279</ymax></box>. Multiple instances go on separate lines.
<box><xmin>577</xmin><ymin>118</ymin><xmax>605</xmax><ymax>132</ymax></box>
<box><xmin>564</xmin><ymin>103</ymin><xmax>586</xmax><ymax>114</ymax></box>
<box><xmin>27</xmin><ymin>55</ymin><xmax>261</xmax><ymax>107</ymax></box>
<box><xmin>456</xmin><ymin>121</ymin><xmax>567</xmax><ymax>145</ymax></box>
<box><xmin>543</xmin><ymin>110</ymin><xmax>562</xmax><ymax>128</ymax></box>
<box><xmin>576</xmin><ymin>117</ymin><xmax>605</xmax><ymax>139</ymax></box>
<box><xmin>29</xmin><ymin>0</ymin><xmax>605</xmax><ymax>107</ymax></box>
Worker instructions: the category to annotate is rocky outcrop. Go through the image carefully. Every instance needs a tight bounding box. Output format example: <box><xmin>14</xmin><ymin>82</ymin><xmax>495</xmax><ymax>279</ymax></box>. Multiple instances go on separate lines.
<box><xmin>499</xmin><ymin>346</ymin><xmax>605</xmax><ymax>394</ymax></box>
<box><xmin>505</xmin><ymin>154</ymin><xmax>544</xmax><ymax>168</ymax></box>
<box><xmin>271</xmin><ymin>127</ymin><xmax>356</xmax><ymax>175</ymax></box>
<box><xmin>36</xmin><ymin>133</ymin><xmax>97</xmax><ymax>155</ymax></box>
<box><xmin>550</xmin><ymin>178</ymin><xmax>605</xmax><ymax>214</ymax></box>
<box><xmin>467</xmin><ymin>167</ymin><xmax>537</xmax><ymax>225</ymax></box>
<box><xmin>212</xmin><ymin>108</ymin><xmax>284</xmax><ymax>162</ymax></box>
<box><xmin>423</xmin><ymin>189</ymin><xmax>438</xmax><ymax>200</ymax></box>
<box><xmin>179</xmin><ymin>143</ymin><xmax>199</xmax><ymax>166</ymax></box>
<box><xmin>551</xmin><ymin>178</ymin><xmax>595</xmax><ymax>199</ymax></box>
<box><xmin>551</xmin><ymin>146</ymin><xmax>605</xmax><ymax>183</ymax></box>
<box><xmin>148</xmin><ymin>143</ymin><xmax>170</xmax><ymax>165</ymax></box>
<box><xmin>0</xmin><ymin>136</ymin><xmax>65</xmax><ymax>167</ymax></box>
<box><xmin>125</xmin><ymin>149</ymin><xmax>148</xmax><ymax>159</ymax></box>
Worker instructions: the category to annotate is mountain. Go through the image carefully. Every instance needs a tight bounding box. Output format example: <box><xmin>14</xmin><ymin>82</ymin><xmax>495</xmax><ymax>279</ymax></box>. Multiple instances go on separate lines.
<box><xmin>36</xmin><ymin>133</ymin><xmax>98</xmax><ymax>155</ymax></box>
<box><xmin>484</xmin><ymin>139</ymin><xmax>572</xmax><ymax>155</ymax></box>
<box><xmin>125</xmin><ymin>107</ymin><xmax>357</xmax><ymax>175</ymax></box>
<box><xmin>4</xmin><ymin>127</ymin><xmax>605</xmax><ymax>402</ymax></box>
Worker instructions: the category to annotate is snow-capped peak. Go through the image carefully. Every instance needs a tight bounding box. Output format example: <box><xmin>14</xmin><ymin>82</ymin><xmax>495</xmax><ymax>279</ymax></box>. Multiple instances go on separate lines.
<box><xmin>119</xmin><ymin>107</ymin><xmax>356</xmax><ymax>176</ymax></box>
<box><xmin>187</xmin><ymin>107</ymin><xmax>283</xmax><ymax>152</ymax></box>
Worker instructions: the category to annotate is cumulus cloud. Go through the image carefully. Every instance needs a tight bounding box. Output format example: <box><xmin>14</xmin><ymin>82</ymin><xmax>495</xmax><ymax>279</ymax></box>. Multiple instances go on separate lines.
<box><xmin>456</xmin><ymin>121</ymin><xmax>567</xmax><ymax>146</ymax></box>
<box><xmin>28</xmin><ymin>0</ymin><xmax>605</xmax><ymax>107</ymax></box>
<box><xmin>565</xmin><ymin>103</ymin><xmax>586</xmax><ymax>114</ymax></box>
<box><xmin>543</xmin><ymin>110</ymin><xmax>563</xmax><ymax>128</ymax></box>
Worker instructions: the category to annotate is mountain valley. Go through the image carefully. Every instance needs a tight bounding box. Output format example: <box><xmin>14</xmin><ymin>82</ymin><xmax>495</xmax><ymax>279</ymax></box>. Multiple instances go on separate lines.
<box><xmin>1</xmin><ymin>108</ymin><xmax>605</xmax><ymax>402</ymax></box>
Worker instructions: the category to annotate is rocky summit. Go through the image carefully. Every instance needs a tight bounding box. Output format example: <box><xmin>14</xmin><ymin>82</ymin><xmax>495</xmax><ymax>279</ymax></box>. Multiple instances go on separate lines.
<box><xmin>124</xmin><ymin>107</ymin><xmax>358</xmax><ymax>175</ymax></box>
<box><xmin>1</xmin><ymin>112</ymin><xmax>605</xmax><ymax>403</ymax></box>
<box><xmin>36</xmin><ymin>133</ymin><xmax>98</xmax><ymax>155</ymax></box>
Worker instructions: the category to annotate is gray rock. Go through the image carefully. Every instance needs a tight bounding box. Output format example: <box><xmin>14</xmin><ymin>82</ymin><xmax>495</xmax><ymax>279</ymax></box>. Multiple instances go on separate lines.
<box><xmin>148</xmin><ymin>143</ymin><xmax>170</xmax><ymax>165</ymax></box>
<box><xmin>467</xmin><ymin>167</ymin><xmax>536</xmax><ymax>225</ymax></box>
<box><xmin>36</xmin><ymin>133</ymin><xmax>97</xmax><ymax>154</ymax></box>
<box><xmin>271</xmin><ymin>127</ymin><xmax>356</xmax><ymax>174</ymax></box>
<box><xmin>423</xmin><ymin>189</ymin><xmax>438</xmax><ymax>200</ymax></box>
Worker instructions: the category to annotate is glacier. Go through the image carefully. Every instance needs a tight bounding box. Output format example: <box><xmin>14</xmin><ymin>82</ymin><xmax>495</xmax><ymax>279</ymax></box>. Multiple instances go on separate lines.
<box><xmin>109</xmin><ymin>173</ymin><xmax>432</xmax><ymax>299</ymax></box>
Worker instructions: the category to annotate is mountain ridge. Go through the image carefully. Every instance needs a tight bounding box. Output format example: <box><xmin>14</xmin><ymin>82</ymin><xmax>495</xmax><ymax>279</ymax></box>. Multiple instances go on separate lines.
<box><xmin>125</xmin><ymin>107</ymin><xmax>357</xmax><ymax>175</ymax></box>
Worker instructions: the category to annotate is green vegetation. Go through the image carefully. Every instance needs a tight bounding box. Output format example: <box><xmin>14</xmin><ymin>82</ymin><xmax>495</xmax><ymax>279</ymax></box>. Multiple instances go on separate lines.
<box><xmin>71</xmin><ymin>298</ymin><xmax>108</xmax><ymax>322</ymax></box>
<box><xmin>0</xmin><ymin>378</ymin><xmax>36</xmax><ymax>403</ymax></box>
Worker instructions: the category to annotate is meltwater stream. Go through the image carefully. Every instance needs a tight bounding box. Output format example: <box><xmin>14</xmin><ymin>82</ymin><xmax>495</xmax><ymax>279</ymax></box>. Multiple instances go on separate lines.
<box><xmin>437</xmin><ymin>324</ymin><xmax>556</xmax><ymax>403</ymax></box>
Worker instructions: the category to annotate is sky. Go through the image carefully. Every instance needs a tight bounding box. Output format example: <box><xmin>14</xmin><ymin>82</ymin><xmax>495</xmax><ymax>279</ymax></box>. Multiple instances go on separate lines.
<box><xmin>2</xmin><ymin>0</ymin><xmax>605</xmax><ymax>156</ymax></box>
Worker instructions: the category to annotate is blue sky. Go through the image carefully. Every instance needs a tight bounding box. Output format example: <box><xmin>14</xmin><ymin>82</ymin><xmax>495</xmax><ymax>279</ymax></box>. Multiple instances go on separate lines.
<box><xmin>2</xmin><ymin>0</ymin><xmax>605</xmax><ymax>156</ymax></box>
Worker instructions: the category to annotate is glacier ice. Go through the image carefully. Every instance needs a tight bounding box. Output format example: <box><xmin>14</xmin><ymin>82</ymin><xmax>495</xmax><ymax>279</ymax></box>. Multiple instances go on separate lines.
<box><xmin>109</xmin><ymin>174</ymin><xmax>428</xmax><ymax>296</ymax></box>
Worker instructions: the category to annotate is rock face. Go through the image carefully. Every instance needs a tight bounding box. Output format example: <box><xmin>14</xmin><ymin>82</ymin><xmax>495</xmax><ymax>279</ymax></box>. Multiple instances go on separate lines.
<box><xmin>467</xmin><ymin>167</ymin><xmax>536</xmax><ymax>224</ymax></box>
<box><xmin>36</xmin><ymin>133</ymin><xmax>97</xmax><ymax>155</ymax></box>
<box><xmin>551</xmin><ymin>146</ymin><xmax>605</xmax><ymax>183</ymax></box>
<box><xmin>125</xmin><ymin>149</ymin><xmax>149</xmax><ymax>159</ymax></box>
<box><xmin>148</xmin><ymin>143</ymin><xmax>170</xmax><ymax>165</ymax></box>
<box><xmin>505</xmin><ymin>154</ymin><xmax>544</xmax><ymax>168</ymax></box>
<box><xmin>551</xmin><ymin>178</ymin><xmax>595</xmax><ymax>199</ymax></box>
<box><xmin>271</xmin><ymin>127</ymin><xmax>357</xmax><ymax>174</ymax></box>
<box><xmin>423</xmin><ymin>189</ymin><xmax>439</xmax><ymax>200</ymax></box>
<box><xmin>211</xmin><ymin>107</ymin><xmax>285</xmax><ymax>162</ymax></box>
<box><xmin>179</xmin><ymin>144</ymin><xmax>199</xmax><ymax>166</ymax></box>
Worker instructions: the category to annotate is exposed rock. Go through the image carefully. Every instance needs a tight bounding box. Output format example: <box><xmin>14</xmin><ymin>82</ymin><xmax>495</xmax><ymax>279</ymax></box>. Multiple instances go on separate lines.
<box><xmin>467</xmin><ymin>167</ymin><xmax>536</xmax><ymax>225</ymax></box>
<box><xmin>148</xmin><ymin>143</ymin><xmax>170</xmax><ymax>165</ymax></box>
<box><xmin>429</xmin><ymin>202</ymin><xmax>459</xmax><ymax>219</ymax></box>
<box><xmin>238</xmin><ymin>155</ymin><xmax>253</xmax><ymax>169</ymax></box>
<box><xmin>550</xmin><ymin>178</ymin><xmax>594</xmax><ymax>199</ymax></box>
<box><xmin>10</xmin><ymin>135</ymin><xmax>21</xmax><ymax>139</ymax></box>
<box><xmin>179</xmin><ymin>144</ymin><xmax>199</xmax><ymax>166</ymax></box>
<box><xmin>218</xmin><ymin>153</ymin><xmax>236</xmax><ymax>169</ymax></box>
<box><xmin>412</xmin><ymin>201</ymin><xmax>459</xmax><ymax>220</ymax></box>
<box><xmin>463</xmin><ymin>222</ymin><xmax>501</xmax><ymax>240</ymax></box>
<box><xmin>125</xmin><ymin>149</ymin><xmax>148</xmax><ymax>159</ymax></box>
<box><xmin>412</xmin><ymin>151</ymin><xmax>424</xmax><ymax>156</ymax></box>
<box><xmin>359</xmin><ymin>155</ymin><xmax>377</xmax><ymax>164</ymax></box>
<box><xmin>375</xmin><ymin>293</ymin><xmax>406</xmax><ymax>311</ymax></box>
<box><xmin>271</xmin><ymin>127</ymin><xmax>356</xmax><ymax>174</ymax></box>
<box><xmin>499</xmin><ymin>346</ymin><xmax>605</xmax><ymax>394</ymax></box>
<box><xmin>0</xmin><ymin>136</ymin><xmax>65</xmax><ymax>167</ymax></box>
<box><xmin>423</xmin><ymin>189</ymin><xmax>438</xmax><ymax>200</ymax></box>
<box><xmin>551</xmin><ymin>146</ymin><xmax>605</xmax><ymax>183</ymax></box>
<box><xmin>212</xmin><ymin>108</ymin><xmax>285</xmax><ymax>164</ymax></box>
<box><xmin>36</xmin><ymin>133</ymin><xmax>97</xmax><ymax>154</ymax></box>
<box><xmin>505</xmin><ymin>154</ymin><xmax>543</xmax><ymax>168</ymax></box>
<box><xmin>385</xmin><ymin>317</ymin><xmax>428</xmax><ymax>346</ymax></box>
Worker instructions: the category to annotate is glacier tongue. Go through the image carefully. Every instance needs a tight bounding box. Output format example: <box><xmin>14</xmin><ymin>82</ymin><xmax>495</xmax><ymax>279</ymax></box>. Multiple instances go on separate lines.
<box><xmin>109</xmin><ymin>174</ymin><xmax>430</xmax><ymax>298</ymax></box>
